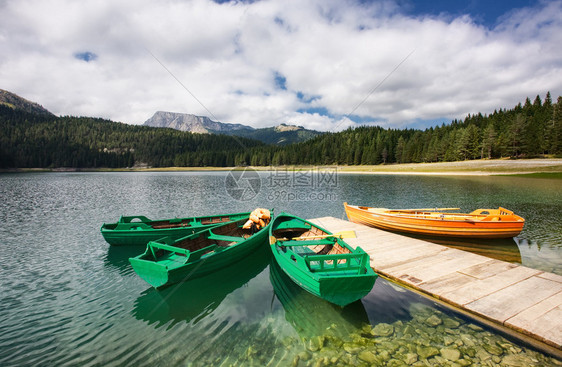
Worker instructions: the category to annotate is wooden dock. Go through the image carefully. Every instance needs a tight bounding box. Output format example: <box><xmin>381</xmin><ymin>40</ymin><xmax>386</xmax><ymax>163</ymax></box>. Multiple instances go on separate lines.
<box><xmin>309</xmin><ymin>217</ymin><xmax>562</xmax><ymax>355</ymax></box>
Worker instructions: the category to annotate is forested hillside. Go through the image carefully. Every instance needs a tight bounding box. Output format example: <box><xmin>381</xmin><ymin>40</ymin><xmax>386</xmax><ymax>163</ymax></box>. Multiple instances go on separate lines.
<box><xmin>1</xmin><ymin>92</ymin><xmax>560</xmax><ymax>168</ymax></box>
<box><xmin>235</xmin><ymin>92</ymin><xmax>562</xmax><ymax>166</ymax></box>
<box><xmin>0</xmin><ymin>106</ymin><xmax>263</xmax><ymax>168</ymax></box>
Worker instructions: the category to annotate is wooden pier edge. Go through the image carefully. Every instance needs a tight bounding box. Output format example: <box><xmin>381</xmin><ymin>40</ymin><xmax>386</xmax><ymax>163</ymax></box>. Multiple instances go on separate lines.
<box><xmin>308</xmin><ymin>217</ymin><xmax>562</xmax><ymax>359</ymax></box>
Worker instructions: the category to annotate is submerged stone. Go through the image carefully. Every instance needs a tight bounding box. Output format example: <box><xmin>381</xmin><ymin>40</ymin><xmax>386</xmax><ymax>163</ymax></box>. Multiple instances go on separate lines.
<box><xmin>379</xmin><ymin>341</ymin><xmax>399</xmax><ymax>353</ymax></box>
<box><xmin>443</xmin><ymin>318</ymin><xmax>461</xmax><ymax>329</ymax></box>
<box><xmin>501</xmin><ymin>354</ymin><xmax>541</xmax><ymax>366</ymax></box>
<box><xmin>483</xmin><ymin>343</ymin><xmax>503</xmax><ymax>356</ymax></box>
<box><xmin>416</xmin><ymin>345</ymin><xmax>439</xmax><ymax>359</ymax></box>
<box><xmin>358</xmin><ymin>350</ymin><xmax>378</xmax><ymax>364</ymax></box>
<box><xmin>460</xmin><ymin>334</ymin><xmax>476</xmax><ymax>347</ymax></box>
<box><xmin>475</xmin><ymin>347</ymin><xmax>492</xmax><ymax>361</ymax></box>
<box><xmin>343</xmin><ymin>342</ymin><xmax>362</xmax><ymax>354</ymax></box>
<box><xmin>361</xmin><ymin>323</ymin><xmax>374</xmax><ymax>335</ymax></box>
<box><xmin>403</xmin><ymin>352</ymin><xmax>418</xmax><ymax>364</ymax></box>
<box><xmin>372</xmin><ymin>323</ymin><xmax>394</xmax><ymax>337</ymax></box>
<box><xmin>440</xmin><ymin>347</ymin><xmax>461</xmax><ymax>361</ymax></box>
<box><xmin>297</xmin><ymin>351</ymin><xmax>311</xmax><ymax>361</ymax></box>
<box><xmin>324</xmin><ymin>335</ymin><xmax>343</xmax><ymax>349</ymax></box>
<box><xmin>307</xmin><ymin>336</ymin><xmax>325</xmax><ymax>352</ymax></box>
<box><xmin>443</xmin><ymin>335</ymin><xmax>455</xmax><ymax>346</ymax></box>
<box><xmin>424</xmin><ymin>315</ymin><xmax>442</xmax><ymax>327</ymax></box>
<box><xmin>379</xmin><ymin>350</ymin><xmax>391</xmax><ymax>361</ymax></box>
<box><xmin>403</xmin><ymin>325</ymin><xmax>415</xmax><ymax>336</ymax></box>
<box><xmin>467</xmin><ymin>323</ymin><xmax>484</xmax><ymax>331</ymax></box>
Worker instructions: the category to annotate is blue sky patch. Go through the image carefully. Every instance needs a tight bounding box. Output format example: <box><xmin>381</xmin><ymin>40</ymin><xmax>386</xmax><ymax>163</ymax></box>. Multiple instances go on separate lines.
<box><xmin>399</xmin><ymin>0</ymin><xmax>536</xmax><ymax>28</ymax></box>
<box><xmin>296</xmin><ymin>91</ymin><xmax>321</xmax><ymax>103</ymax></box>
<box><xmin>297</xmin><ymin>106</ymin><xmax>332</xmax><ymax>117</ymax></box>
<box><xmin>74</xmin><ymin>51</ymin><xmax>97</xmax><ymax>62</ymax></box>
<box><xmin>274</xmin><ymin>72</ymin><xmax>287</xmax><ymax>90</ymax></box>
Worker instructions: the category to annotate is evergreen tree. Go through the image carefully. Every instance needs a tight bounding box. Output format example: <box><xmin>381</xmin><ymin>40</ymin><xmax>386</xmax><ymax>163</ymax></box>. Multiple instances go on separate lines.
<box><xmin>395</xmin><ymin>136</ymin><xmax>405</xmax><ymax>163</ymax></box>
<box><xmin>482</xmin><ymin>124</ymin><xmax>497</xmax><ymax>159</ymax></box>
<box><xmin>551</xmin><ymin>96</ymin><xmax>562</xmax><ymax>155</ymax></box>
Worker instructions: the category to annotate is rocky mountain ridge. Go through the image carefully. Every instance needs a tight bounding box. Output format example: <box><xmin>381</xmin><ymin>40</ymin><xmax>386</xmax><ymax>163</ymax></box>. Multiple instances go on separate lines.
<box><xmin>143</xmin><ymin>111</ymin><xmax>254</xmax><ymax>134</ymax></box>
<box><xmin>143</xmin><ymin>111</ymin><xmax>321</xmax><ymax>145</ymax></box>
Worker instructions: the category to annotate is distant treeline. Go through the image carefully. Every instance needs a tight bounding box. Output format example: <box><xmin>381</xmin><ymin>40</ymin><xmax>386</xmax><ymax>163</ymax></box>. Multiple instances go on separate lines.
<box><xmin>237</xmin><ymin>92</ymin><xmax>562</xmax><ymax>166</ymax></box>
<box><xmin>0</xmin><ymin>107</ymin><xmax>262</xmax><ymax>168</ymax></box>
<box><xmin>1</xmin><ymin>93</ymin><xmax>561</xmax><ymax>168</ymax></box>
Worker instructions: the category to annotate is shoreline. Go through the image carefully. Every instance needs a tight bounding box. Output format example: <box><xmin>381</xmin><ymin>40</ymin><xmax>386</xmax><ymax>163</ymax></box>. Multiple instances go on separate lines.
<box><xmin>2</xmin><ymin>158</ymin><xmax>562</xmax><ymax>177</ymax></box>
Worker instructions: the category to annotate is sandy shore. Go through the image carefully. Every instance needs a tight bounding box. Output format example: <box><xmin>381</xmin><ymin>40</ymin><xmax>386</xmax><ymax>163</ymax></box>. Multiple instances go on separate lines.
<box><xmin>4</xmin><ymin>158</ymin><xmax>562</xmax><ymax>176</ymax></box>
<box><xmin>331</xmin><ymin>159</ymin><xmax>562</xmax><ymax>176</ymax></box>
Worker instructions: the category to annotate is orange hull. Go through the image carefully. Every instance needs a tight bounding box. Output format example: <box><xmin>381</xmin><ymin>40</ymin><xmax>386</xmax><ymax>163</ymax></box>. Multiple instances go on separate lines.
<box><xmin>344</xmin><ymin>203</ymin><xmax>525</xmax><ymax>239</ymax></box>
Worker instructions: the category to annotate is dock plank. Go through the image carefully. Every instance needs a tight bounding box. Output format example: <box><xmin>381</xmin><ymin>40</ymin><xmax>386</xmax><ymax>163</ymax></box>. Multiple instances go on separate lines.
<box><xmin>382</xmin><ymin>248</ymin><xmax>488</xmax><ymax>284</ymax></box>
<box><xmin>440</xmin><ymin>266</ymin><xmax>542</xmax><ymax>306</ymax></box>
<box><xmin>417</xmin><ymin>272</ymin><xmax>477</xmax><ymax>296</ymax></box>
<box><xmin>309</xmin><ymin>217</ymin><xmax>562</xmax><ymax>353</ymax></box>
<box><xmin>465</xmin><ymin>276</ymin><xmax>561</xmax><ymax>322</ymax></box>
<box><xmin>458</xmin><ymin>259</ymin><xmax>519</xmax><ymax>279</ymax></box>
<box><xmin>505</xmin><ymin>291</ymin><xmax>562</xmax><ymax>348</ymax></box>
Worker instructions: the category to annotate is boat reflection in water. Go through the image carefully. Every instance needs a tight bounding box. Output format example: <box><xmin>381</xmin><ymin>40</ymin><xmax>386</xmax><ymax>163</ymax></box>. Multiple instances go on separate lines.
<box><xmin>410</xmin><ymin>235</ymin><xmax>522</xmax><ymax>263</ymax></box>
<box><xmin>269</xmin><ymin>260</ymin><xmax>369</xmax><ymax>339</ymax></box>
<box><xmin>133</xmin><ymin>245</ymin><xmax>270</xmax><ymax>328</ymax></box>
<box><xmin>104</xmin><ymin>245</ymin><xmax>144</xmax><ymax>275</ymax></box>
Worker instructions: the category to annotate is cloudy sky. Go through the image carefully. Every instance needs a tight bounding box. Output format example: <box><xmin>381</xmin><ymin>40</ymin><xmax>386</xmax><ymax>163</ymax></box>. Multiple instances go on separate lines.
<box><xmin>1</xmin><ymin>0</ymin><xmax>561</xmax><ymax>131</ymax></box>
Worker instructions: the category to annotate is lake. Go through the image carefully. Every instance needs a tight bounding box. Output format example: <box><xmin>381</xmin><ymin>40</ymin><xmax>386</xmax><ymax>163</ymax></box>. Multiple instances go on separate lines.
<box><xmin>0</xmin><ymin>171</ymin><xmax>560</xmax><ymax>366</ymax></box>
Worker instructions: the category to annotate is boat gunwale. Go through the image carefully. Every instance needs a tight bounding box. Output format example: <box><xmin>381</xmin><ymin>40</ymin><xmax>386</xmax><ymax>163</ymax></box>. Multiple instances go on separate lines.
<box><xmin>101</xmin><ymin>211</ymin><xmax>251</xmax><ymax>232</ymax></box>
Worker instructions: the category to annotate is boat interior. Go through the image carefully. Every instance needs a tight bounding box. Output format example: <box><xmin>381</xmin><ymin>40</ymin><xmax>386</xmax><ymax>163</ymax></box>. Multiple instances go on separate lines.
<box><xmin>145</xmin><ymin>220</ymin><xmax>257</xmax><ymax>262</ymax></box>
<box><xmin>357</xmin><ymin>206</ymin><xmax>522</xmax><ymax>222</ymax></box>
<box><xmin>151</xmin><ymin>216</ymin><xmax>233</xmax><ymax>229</ymax></box>
<box><xmin>272</xmin><ymin>218</ymin><xmax>351</xmax><ymax>256</ymax></box>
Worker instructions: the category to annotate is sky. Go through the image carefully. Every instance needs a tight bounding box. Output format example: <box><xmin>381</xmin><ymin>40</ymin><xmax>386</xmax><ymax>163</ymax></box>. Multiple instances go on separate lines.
<box><xmin>1</xmin><ymin>0</ymin><xmax>561</xmax><ymax>131</ymax></box>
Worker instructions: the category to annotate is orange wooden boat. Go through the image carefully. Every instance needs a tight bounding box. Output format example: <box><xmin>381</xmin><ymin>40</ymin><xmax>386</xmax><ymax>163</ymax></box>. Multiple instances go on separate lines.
<box><xmin>344</xmin><ymin>203</ymin><xmax>525</xmax><ymax>239</ymax></box>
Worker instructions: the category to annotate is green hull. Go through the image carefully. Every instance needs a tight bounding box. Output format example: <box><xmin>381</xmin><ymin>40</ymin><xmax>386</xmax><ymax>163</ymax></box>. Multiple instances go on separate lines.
<box><xmin>101</xmin><ymin>211</ymin><xmax>250</xmax><ymax>246</ymax></box>
<box><xmin>269</xmin><ymin>213</ymin><xmax>377</xmax><ymax>307</ymax></box>
<box><xmin>130</xmin><ymin>218</ymin><xmax>271</xmax><ymax>288</ymax></box>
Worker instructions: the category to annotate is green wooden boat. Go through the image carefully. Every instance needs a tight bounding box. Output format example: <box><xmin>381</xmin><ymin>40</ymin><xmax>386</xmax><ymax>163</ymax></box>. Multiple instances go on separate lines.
<box><xmin>100</xmin><ymin>211</ymin><xmax>251</xmax><ymax>246</ymax></box>
<box><xmin>129</xmin><ymin>217</ymin><xmax>272</xmax><ymax>288</ymax></box>
<box><xmin>269</xmin><ymin>213</ymin><xmax>377</xmax><ymax>307</ymax></box>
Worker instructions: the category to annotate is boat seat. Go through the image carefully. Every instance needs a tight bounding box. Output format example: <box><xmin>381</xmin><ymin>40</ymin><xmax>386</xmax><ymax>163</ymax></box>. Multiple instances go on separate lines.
<box><xmin>207</xmin><ymin>234</ymin><xmax>244</xmax><ymax>243</ymax></box>
<box><xmin>278</xmin><ymin>239</ymin><xmax>334</xmax><ymax>247</ymax></box>
<box><xmin>275</xmin><ymin>219</ymin><xmax>312</xmax><ymax>231</ymax></box>
<box><xmin>293</xmin><ymin>246</ymin><xmax>316</xmax><ymax>256</ymax></box>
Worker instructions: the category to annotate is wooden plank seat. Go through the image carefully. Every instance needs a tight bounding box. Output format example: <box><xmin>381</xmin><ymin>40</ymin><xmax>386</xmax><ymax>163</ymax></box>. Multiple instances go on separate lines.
<box><xmin>278</xmin><ymin>239</ymin><xmax>335</xmax><ymax>247</ymax></box>
<box><xmin>207</xmin><ymin>234</ymin><xmax>245</xmax><ymax>243</ymax></box>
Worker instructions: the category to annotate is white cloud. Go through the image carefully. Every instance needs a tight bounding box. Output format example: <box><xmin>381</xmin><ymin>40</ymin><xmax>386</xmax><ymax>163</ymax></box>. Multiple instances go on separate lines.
<box><xmin>1</xmin><ymin>0</ymin><xmax>561</xmax><ymax>131</ymax></box>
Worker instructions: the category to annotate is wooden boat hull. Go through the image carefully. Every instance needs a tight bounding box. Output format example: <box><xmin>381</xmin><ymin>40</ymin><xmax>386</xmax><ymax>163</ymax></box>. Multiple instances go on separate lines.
<box><xmin>269</xmin><ymin>213</ymin><xmax>377</xmax><ymax>307</ymax></box>
<box><xmin>344</xmin><ymin>203</ymin><xmax>524</xmax><ymax>239</ymax></box>
<box><xmin>129</xmin><ymin>218</ymin><xmax>270</xmax><ymax>288</ymax></box>
<box><xmin>101</xmin><ymin>212</ymin><xmax>251</xmax><ymax>246</ymax></box>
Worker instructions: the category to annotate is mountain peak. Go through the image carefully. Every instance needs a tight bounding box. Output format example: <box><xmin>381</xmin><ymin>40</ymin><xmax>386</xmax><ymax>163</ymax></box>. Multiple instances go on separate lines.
<box><xmin>0</xmin><ymin>89</ymin><xmax>53</xmax><ymax>115</ymax></box>
<box><xmin>275</xmin><ymin>123</ymin><xmax>303</xmax><ymax>132</ymax></box>
<box><xmin>144</xmin><ymin>111</ymin><xmax>254</xmax><ymax>134</ymax></box>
